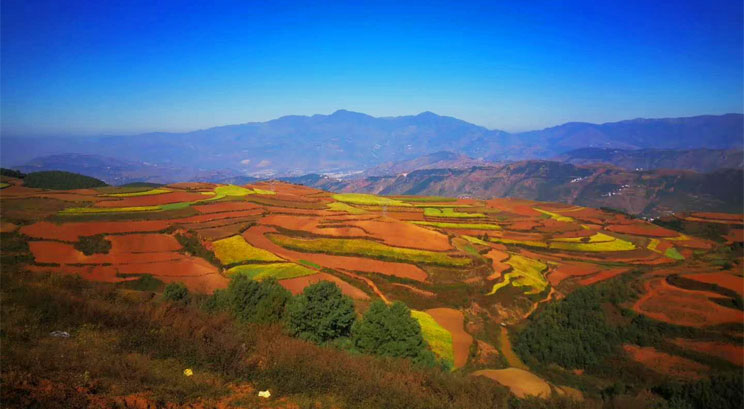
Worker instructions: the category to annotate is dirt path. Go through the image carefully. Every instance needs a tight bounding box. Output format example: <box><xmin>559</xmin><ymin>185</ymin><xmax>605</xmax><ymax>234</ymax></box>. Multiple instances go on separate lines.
<box><xmin>499</xmin><ymin>326</ymin><xmax>528</xmax><ymax>370</ymax></box>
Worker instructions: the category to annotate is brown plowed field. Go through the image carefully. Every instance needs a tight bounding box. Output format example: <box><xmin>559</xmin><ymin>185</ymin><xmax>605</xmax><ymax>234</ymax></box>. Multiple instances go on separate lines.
<box><xmin>577</xmin><ymin>267</ymin><xmax>630</xmax><ymax>286</ymax></box>
<box><xmin>607</xmin><ymin>223</ymin><xmax>678</xmax><ymax>237</ymax></box>
<box><xmin>95</xmin><ymin>191</ymin><xmax>207</xmax><ymax>207</ymax></box>
<box><xmin>623</xmin><ymin>345</ymin><xmax>708</xmax><ymax>379</ymax></box>
<box><xmin>345</xmin><ymin>219</ymin><xmax>452</xmax><ymax>251</ymax></box>
<box><xmin>426</xmin><ymin>308</ymin><xmax>473</xmax><ymax>368</ymax></box>
<box><xmin>29</xmin><ymin>241</ymin><xmax>182</xmax><ymax>265</ymax></box>
<box><xmin>242</xmin><ymin>225</ymin><xmax>429</xmax><ymax>281</ymax></box>
<box><xmin>21</xmin><ymin>220</ymin><xmax>173</xmax><ymax>241</ymax></box>
<box><xmin>279</xmin><ymin>272</ymin><xmax>369</xmax><ymax>300</ymax></box>
<box><xmin>106</xmin><ymin>234</ymin><xmax>181</xmax><ymax>253</ymax></box>
<box><xmin>548</xmin><ymin>262</ymin><xmax>602</xmax><ymax>286</ymax></box>
<box><xmin>472</xmin><ymin>368</ymin><xmax>551</xmax><ymax>398</ymax></box>
<box><xmin>192</xmin><ymin>201</ymin><xmax>263</xmax><ymax>214</ymax></box>
<box><xmin>682</xmin><ymin>272</ymin><xmax>743</xmax><ymax>295</ymax></box>
<box><xmin>670</xmin><ymin>338</ymin><xmax>744</xmax><ymax>366</ymax></box>
<box><xmin>633</xmin><ymin>277</ymin><xmax>744</xmax><ymax>327</ymax></box>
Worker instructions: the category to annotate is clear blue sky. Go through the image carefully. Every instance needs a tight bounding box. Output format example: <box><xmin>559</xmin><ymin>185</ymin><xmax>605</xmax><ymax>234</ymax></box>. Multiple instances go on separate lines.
<box><xmin>2</xmin><ymin>0</ymin><xmax>742</xmax><ymax>136</ymax></box>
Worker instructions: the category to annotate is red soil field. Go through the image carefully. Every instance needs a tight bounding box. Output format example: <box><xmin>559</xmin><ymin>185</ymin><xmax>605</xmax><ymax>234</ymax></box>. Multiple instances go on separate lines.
<box><xmin>485</xmin><ymin>249</ymin><xmax>511</xmax><ymax>281</ymax></box>
<box><xmin>345</xmin><ymin>219</ymin><xmax>452</xmax><ymax>251</ymax></box>
<box><xmin>670</xmin><ymin>338</ymin><xmax>744</xmax><ymax>366</ymax></box>
<box><xmin>547</xmin><ymin>262</ymin><xmax>602</xmax><ymax>286</ymax></box>
<box><xmin>106</xmin><ymin>234</ymin><xmax>181</xmax><ymax>253</ymax></box>
<box><xmin>0</xmin><ymin>221</ymin><xmax>19</xmax><ymax>233</ymax></box>
<box><xmin>192</xmin><ymin>201</ymin><xmax>263</xmax><ymax>214</ymax></box>
<box><xmin>170</xmin><ymin>209</ymin><xmax>264</xmax><ymax>224</ymax></box>
<box><xmin>623</xmin><ymin>345</ymin><xmax>708</xmax><ymax>379</ymax></box>
<box><xmin>95</xmin><ymin>191</ymin><xmax>207</xmax><ymax>207</ymax></box>
<box><xmin>29</xmin><ymin>241</ymin><xmax>182</xmax><ymax>265</ymax></box>
<box><xmin>577</xmin><ymin>267</ymin><xmax>630</xmax><ymax>286</ymax></box>
<box><xmin>279</xmin><ymin>272</ymin><xmax>369</xmax><ymax>300</ymax></box>
<box><xmin>508</xmin><ymin>220</ymin><xmax>541</xmax><ymax>231</ymax></box>
<box><xmin>380</xmin><ymin>211</ymin><xmax>426</xmax><ymax>221</ymax></box>
<box><xmin>260</xmin><ymin>214</ymin><xmax>370</xmax><ymax>239</ymax></box>
<box><xmin>672</xmin><ymin>237</ymin><xmax>712</xmax><ymax>250</ymax></box>
<box><xmin>689</xmin><ymin>212</ymin><xmax>744</xmax><ymax>223</ymax></box>
<box><xmin>633</xmin><ymin>277</ymin><xmax>744</xmax><ymax>327</ymax></box>
<box><xmin>21</xmin><ymin>220</ymin><xmax>172</xmax><ymax>241</ymax></box>
<box><xmin>606</xmin><ymin>223</ymin><xmax>678</xmax><ymax>237</ymax></box>
<box><xmin>551</xmin><ymin>229</ymin><xmax>595</xmax><ymax>239</ymax></box>
<box><xmin>682</xmin><ymin>272</ymin><xmax>743</xmax><ymax>295</ymax></box>
<box><xmin>539</xmin><ymin>219</ymin><xmax>583</xmax><ymax>233</ymax></box>
<box><xmin>242</xmin><ymin>225</ymin><xmax>429</xmax><ymax>281</ymax></box>
<box><xmin>193</xmin><ymin>222</ymin><xmax>257</xmax><ymax>241</ymax></box>
<box><xmin>426</xmin><ymin>308</ymin><xmax>473</xmax><ymax>368</ymax></box>
<box><xmin>263</xmin><ymin>207</ymin><xmax>337</xmax><ymax>216</ymax></box>
<box><xmin>28</xmin><ymin>264</ymin><xmax>129</xmax><ymax>283</ymax></box>
<box><xmin>167</xmin><ymin>182</ymin><xmax>215</xmax><ymax>190</ymax></box>
<box><xmin>724</xmin><ymin>229</ymin><xmax>744</xmax><ymax>243</ymax></box>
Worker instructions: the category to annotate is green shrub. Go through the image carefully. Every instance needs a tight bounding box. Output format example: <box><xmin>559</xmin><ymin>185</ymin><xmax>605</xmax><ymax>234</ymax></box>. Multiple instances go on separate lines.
<box><xmin>286</xmin><ymin>281</ymin><xmax>356</xmax><ymax>344</ymax></box>
<box><xmin>227</xmin><ymin>276</ymin><xmax>291</xmax><ymax>324</ymax></box>
<box><xmin>73</xmin><ymin>234</ymin><xmax>112</xmax><ymax>255</ymax></box>
<box><xmin>162</xmin><ymin>282</ymin><xmax>190</xmax><ymax>303</ymax></box>
<box><xmin>352</xmin><ymin>301</ymin><xmax>437</xmax><ymax>367</ymax></box>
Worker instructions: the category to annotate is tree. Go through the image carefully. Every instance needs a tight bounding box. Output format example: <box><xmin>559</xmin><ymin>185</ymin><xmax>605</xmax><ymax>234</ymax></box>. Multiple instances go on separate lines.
<box><xmin>162</xmin><ymin>282</ymin><xmax>190</xmax><ymax>303</ymax></box>
<box><xmin>352</xmin><ymin>301</ymin><xmax>433</xmax><ymax>364</ymax></box>
<box><xmin>286</xmin><ymin>281</ymin><xmax>356</xmax><ymax>343</ymax></box>
<box><xmin>227</xmin><ymin>276</ymin><xmax>291</xmax><ymax>323</ymax></box>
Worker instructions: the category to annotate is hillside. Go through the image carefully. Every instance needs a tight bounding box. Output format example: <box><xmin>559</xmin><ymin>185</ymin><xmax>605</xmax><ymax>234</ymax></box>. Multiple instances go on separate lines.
<box><xmin>4</xmin><ymin>112</ymin><xmax>742</xmax><ymax>177</ymax></box>
<box><xmin>554</xmin><ymin>148</ymin><xmax>743</xmax><ymax>172</ymax></box>
<box><xmin>1</xmin><ymin>175</ymin><xmax>742</xmax><ymax>407</ymax></box>
<box><xmin>306</xmin><ymin>162</ymin><xmax>744</xmax><ymax>216</ymax></box>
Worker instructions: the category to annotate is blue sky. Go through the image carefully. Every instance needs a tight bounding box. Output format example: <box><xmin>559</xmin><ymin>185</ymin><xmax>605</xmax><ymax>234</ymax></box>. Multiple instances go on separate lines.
<box><xmin>1</xmin><ymin>0</ymin><xmax>742</xmax><ymax>136</ymax></box>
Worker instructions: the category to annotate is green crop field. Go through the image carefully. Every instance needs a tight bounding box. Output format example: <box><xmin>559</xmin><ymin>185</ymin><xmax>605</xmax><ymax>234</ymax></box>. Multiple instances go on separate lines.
<box><xmin>411</xmin><ymin>310</ymin><xmax>455</xmax><ymax>368</ymax></box>
<box><xmin>424</xmin><ymin>208</ymin><xmax>485</xmax><ymax>218</ymax></box>
<box><xmin>489</xmin><ymin>255</ymin><xmax>548</xmax><ymax>295</ymax></box>
<box><xmin>327</xmin><ymin>201</ymin><xmax>367</xmax><ymax>214</ymax></box>
<box><xmin>0</xmin><ymin>182</ymin><xmax>9</xmax><ymax>189</ymax></box>
<box><xmin>331</xmin><ymin>193</ymin><xmax>412</xmax><ymax>207</ymax></box>
<box><xmin>227</xmin><ymin>262</ymin><xmax>316</xmax><ymax>281</ymax></box>
<box><xmin>212</xmin><ymin>235</ymin><xmax>283</xmax><ymax>265</ymax></box>
<box><xmin>413</xmin><ymin>221</ymin><xmax>501</xmax><ymax>230</ymax></box>
<box><xmin>268</xmin><ymin>234</ymin><xmax>471</xmax><ymax>267</ymax></box>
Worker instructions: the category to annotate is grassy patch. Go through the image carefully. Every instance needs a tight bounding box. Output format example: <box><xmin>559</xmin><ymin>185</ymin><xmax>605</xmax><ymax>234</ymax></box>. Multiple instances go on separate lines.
<box><xmin>424</xmin><ymin>208</ymin><xmax>485</xmax><ymax>218</ymax></box>
<box><xmin>489</xmin><ymin>255</ymin><xmax>548</xmax><ymax>295</ymax></box>
<box><xmin>413</xmin><ymin>221</ymin><xmax>501</xmax><ymax>230</ymax></box>
<box><xmin>327</xmin><ymin>201</ymin><xmax>367</xmax><ymax>214</ymax></box>
<box><xmin>212</xmin><ymin>235</ymin><xmax>283</xmax><ymax>265</ymax></box>
<box><xmin>332</xmin><ymin>193</ymin><xmax>412</xmax><ymax>207</ymax></box>
<box><xmin>227</xmin><ymin>262</ymin><xmax>316</xmax><ymax>281</ymax></box>
<box><xmin>0</xmin><ymin>182</ymin><xmax>9</xmax><ymax>189</ymax></box>
<box><xmin>268</xmin><ymin>234</ymin><xmax>471</xmax><ymax>267</ymax></box>
<box><xmin>411</xmin><ymin>310</ymin><xmax>455</xmax><ymax>368</ymax></box>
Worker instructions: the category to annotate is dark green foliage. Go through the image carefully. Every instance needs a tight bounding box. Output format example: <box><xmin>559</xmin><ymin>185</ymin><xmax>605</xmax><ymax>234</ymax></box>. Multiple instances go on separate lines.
<box><xmin>286</xmin><ymin>281</ymin><xmax>356</xmax><ymax>344</ymax></box>
<box><xmin>352</xmin><ymin>301</ymin><xmax>435</xmax><ymax>366</ymax></box>
<box><xmin>162</xmin><ymin>282</ymin><xmax>190</xmax><ymax>303</ymax></box>
<box><xmin>175</xmin><ymin>232</ymin><xmax>220</xmax><ymax>267</ymax></box>
<box><xmin>23</xmin><ymin>170</ymin><xmax>107</xmax><ymax>190</ymax></box>
<box><xmin>653</xmin><ymin>372</ymin><xmax>743</xmax><ymax>409</ymax></box>
<box><xmin>118</xmin><ymin>274</ymin><xmax>164</xmax><ymax>292</ymax></box>
<box><xmin>224</xmin><ymin>276</ymin><xmax>291</xmax><ymax>323</ymax></box>
<box><xmin>73</xmin><ymin>234</ymin><xmax>112</xmax><ymax>255</ymax></box>
<box><xmin>0</xmin><ymin>168</ymin><xmax>25</xmax><ymax>178</ymax></box>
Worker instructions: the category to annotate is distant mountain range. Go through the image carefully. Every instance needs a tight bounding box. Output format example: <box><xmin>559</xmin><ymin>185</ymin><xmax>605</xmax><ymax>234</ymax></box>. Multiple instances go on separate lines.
<box><xmin>3</xmin><ymin>111</ymin><xmax>742</xmax><ymax>177</ymax></box>
<box><xmin>554</xmin><ymin>147</ymin><xmax>743</xmax><ymax>173</ymax></box>
<box><xmin>298</xmin><ymin>162</ymin><xmax>743</xmax><ymax>217</ymax></box>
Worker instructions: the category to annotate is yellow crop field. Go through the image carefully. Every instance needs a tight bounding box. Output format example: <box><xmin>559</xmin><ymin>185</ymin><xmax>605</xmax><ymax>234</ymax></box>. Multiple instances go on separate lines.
<box><xmin>267</xmin><ymin>234</ymin><xmax>471</xmax><ymax>267</ymax></box>
<box><xmin>534</xmin><ymin>208</ymin><xmax>574</xmax><ymax>222</ymax></box>
<box><xmin>550</xmin><ymin>232</ymin><xmax>615</xmax><ymax>243</ymax></box>
<box><xmin>411</xmin><ymin>310</ymin><xmax>455</xmax><ymax>368</ymax></box>
<box><xmin>550</xmin><ymin>234</ymin><xmax>635</xmax><ymax>252</ymax></box>
<box><xmin>424</xmin><ymin>208</ymin><xmax>485</xmax><ymax>218</ymax></box>
<box><xmin>102</xmin><ymin>188</ymin><xmax>171</xmax><ymax>197</ymax></box>
<box><xmin>413</xmin><ymin>221</ymin><xmax>501</xmax><ymax>230</ymax></box>
<box><xmin>332</xmin><ymin>193</ymin><xmax>412</xmax><ymax>207</ymax></box>
<box><xmin>327</xmin><ymin>202</ymin><xmax>367</xmax><ymax>214</ymax></box>
<box><xmin>489</xmin><ymin>237</ymin><xmax>548</xmax><ymax>248</ymax></box>
<box><xmin>212</xmin><ymin>235</ymin><xmax>283</xmax><ymax>265</ymax></box>
<box><xmin>227</xmin><ymin>262</ymin><xmax>315</xmax><ymax>280</ymax></box>
<box><xmin>489</xmin><ymin>254</ymin><xmax>547</xmax><ymax>295</ymax></box>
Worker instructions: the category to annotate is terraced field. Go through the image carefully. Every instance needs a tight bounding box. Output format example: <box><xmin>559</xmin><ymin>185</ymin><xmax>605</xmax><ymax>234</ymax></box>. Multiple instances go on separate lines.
<box><xmin>2</xmin><ymin>175</ymin><xmax>742</xmax><ymax>403</ymax></box>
